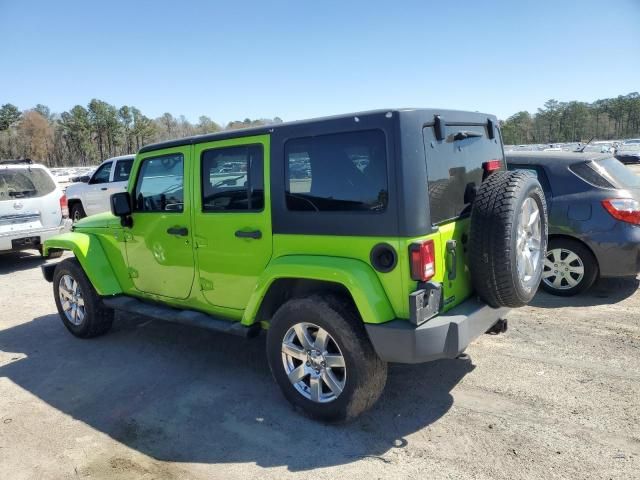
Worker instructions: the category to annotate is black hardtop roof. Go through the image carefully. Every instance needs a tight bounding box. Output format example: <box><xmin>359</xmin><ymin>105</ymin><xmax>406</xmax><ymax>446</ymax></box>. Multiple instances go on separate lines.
<box><xmin>506</xmin><ymin>150</ymin><xmax>612</xmax><ymax>166</ymax></box>
<box><xmin>139</xmin><ymin>108</ymin><xmax>498</xmax><ymax>154</ymax></box>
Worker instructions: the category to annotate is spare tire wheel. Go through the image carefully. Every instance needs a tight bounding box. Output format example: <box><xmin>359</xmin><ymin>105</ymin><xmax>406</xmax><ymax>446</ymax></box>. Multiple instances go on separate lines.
<box><xmin>469</xmin><ymin>171</ymin><xmax>548</xmax><ymax>308</ymax></box>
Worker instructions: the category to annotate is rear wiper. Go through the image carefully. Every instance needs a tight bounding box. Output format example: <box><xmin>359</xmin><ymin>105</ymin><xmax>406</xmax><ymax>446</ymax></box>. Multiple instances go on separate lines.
<box><xmin>9</xmin><ymin>190</ymin><xmax>36</xmax><ymax>198</ymax></box>
<box><xmin>452</xmin><ymin>131</ymin><xmax>483</xmax><ymax>141</ymax></box>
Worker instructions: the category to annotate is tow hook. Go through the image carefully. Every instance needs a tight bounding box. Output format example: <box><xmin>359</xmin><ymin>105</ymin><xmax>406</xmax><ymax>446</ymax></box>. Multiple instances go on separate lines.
<box><xmin>486</xmin><ymin>318</ymin><xmax>508</xmax><ymax>335</ymax></box>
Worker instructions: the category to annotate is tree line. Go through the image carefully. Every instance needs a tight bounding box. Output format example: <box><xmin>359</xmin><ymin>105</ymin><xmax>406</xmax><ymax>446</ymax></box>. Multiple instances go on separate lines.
<box><xmin>501</xmin><ymin>93</ymin><xmax>640</xmax><ymax>145</ymax></box>
<box><xmin>0</xmin><ymin>99</ymin><xmax>282</xmax><ymax>166</ymax></box>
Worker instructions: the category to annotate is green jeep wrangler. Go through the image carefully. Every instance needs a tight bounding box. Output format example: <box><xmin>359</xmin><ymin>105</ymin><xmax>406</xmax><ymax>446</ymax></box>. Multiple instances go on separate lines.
<box><xmin>42</xmin><ymin>109</ymin><xmax>548</xmax><ymax>421</ymax></box>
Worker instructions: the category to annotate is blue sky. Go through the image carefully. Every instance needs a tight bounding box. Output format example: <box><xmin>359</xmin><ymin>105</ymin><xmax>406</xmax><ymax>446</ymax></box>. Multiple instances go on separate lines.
<box><xmin>1</xmin><ymin>0</ymin><xmax>639</xmax><ymax>123</ymax></box>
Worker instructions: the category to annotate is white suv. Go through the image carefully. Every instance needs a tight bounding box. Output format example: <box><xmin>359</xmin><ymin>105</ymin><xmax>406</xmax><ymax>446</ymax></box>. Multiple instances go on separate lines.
<box><xmin>0</xmin><ymin>159</ymin><xmax>71</xmax><ymax>256</ymax></box>
<box><xmin>66</xmin><ymin>155</ymin><xmax>134</xmax><ymax>221</ymax></box>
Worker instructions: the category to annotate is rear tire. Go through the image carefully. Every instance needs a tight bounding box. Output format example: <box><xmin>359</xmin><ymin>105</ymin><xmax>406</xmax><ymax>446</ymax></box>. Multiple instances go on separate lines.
<box><xmin>70</xmin><ymin>203</ymin><xmax>86</xmax><ymax>222</ymax></box>
<box><xmin>266</xmin><ymin>295</ymin><xmax>387</xmax><ymax>422</ymax></box>
<box><xmin>469</xmin><ymin>171</ymin><xmax>548</xmax><ymax>308</ymax></box>
<box><xmin>53</xmin><ymin>258</ymin><xmax>114</xmax><ymax>338</ymax></box>
<box><xmin>541</xmin><ymin>238</ymin><xmax>598</xmax><ymax>296</ymax></box>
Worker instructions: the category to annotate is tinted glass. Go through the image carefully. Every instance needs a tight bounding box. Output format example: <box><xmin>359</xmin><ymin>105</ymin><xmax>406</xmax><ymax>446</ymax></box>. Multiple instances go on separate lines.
<box><xmin>285</xmin><ymin>130</ymin><xmax>388</xmax><ymax>212</ymax></box>
<box><xmin>201</xmin><ymin>145</ymin><xmax>264</xmax><ymax>211</ymax></box>
<box><xmin>134</xmin><ymin>154</ymin><xmax>184</xmax><ymax>212</ymax></box>
<box><xmin>423</xmin><ymin>124</ymin><xmax>504</xmax><ymax>224</ymax></box>
<box><xmin>592</xmin><ymin>157</ymin><xmax>640</xmax><ymax>189</ymax></box>
<box><xmin>0</xmin><ymin>168</ymin><xmax>56</xmax><ymax>200</ymax></box>
<box><xmin>113</xmin><ymin>159</ymin><xmax>133</xmax><ymax>182</ymax></box>
<box><xmin>91</xmin><ymin>162</ymin><xmax>112</xmax><ymax>184</ymax></box>
<box><xmin>569</xmin><ymin>162</ymin><xmax>615</xmax><ymax>189</ymax></box>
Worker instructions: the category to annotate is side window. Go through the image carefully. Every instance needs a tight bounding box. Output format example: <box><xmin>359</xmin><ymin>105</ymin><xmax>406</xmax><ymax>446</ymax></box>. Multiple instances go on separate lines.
<box><xmin>285</xmin><ymin>130</ymin><xmax>388</xmax><ymax>212</ymax></box>
<box><xmin>201</xmin><ymin>144</ymin><xmax>263</xmax><ymax>212</ymax></box>
<box><xmin>134</xmin><ymin>154</ymin><xmax>184</xmax><ymax>212</ymax></box>
<box><xmin>90</xmin><ymin>162</ymin><xmax>112</xmax><ymax>184</ymax></box>
<box><xmin>113</xmin><ymin>159</ymin><xmax>133</xmax><ymax>182</ymax></box>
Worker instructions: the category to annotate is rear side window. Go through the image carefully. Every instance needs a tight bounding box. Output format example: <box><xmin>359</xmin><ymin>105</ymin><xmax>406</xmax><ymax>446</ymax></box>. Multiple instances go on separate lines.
<box><xmin>423</xmin><ymin>124</ymin><xmax>504</xmax><ymax>224</ymax></box>
<box><xmin>0</xmin><ymin>168</ymin><xmax>56</xmax><ymax>200</ymax></box>
<box><xmin>569</xmin><ymin>162</ymin><xmax>615</xmax><ymax>189</ymax></box>
<box><xmin>201</xmin><ymin>144</ymin><xmax>264</xmax><ymax>212</ymax></box>
<box><xmin>285</xmin><ymin>129</ymin><xmax>388</xmax><ymax>212</ymax></box>
<box><xmin>113</xmin><ymin>159</ymin><xmax>133</xmax><ymax>182</ymax></box>
<box><xmin>134</xmin><ymin>154</ymin><xmax>184</xmax><ymax>212</ymax></box>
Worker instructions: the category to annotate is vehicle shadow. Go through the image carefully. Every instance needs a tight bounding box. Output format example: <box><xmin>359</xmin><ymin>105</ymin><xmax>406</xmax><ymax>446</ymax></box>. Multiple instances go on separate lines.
<box><xmin>0</xmin><ymin>313</ymin><xmax>473</xmax><ymax>471</ymax></box>
<box><xmin>530</xmin><ymin>276</ymin><xmax>640</xmax><ymax>309</ymax></box>
<box><xmin>0</xmin><ymin>250</ymin><xmax>46</xmax><ymax>275</ymax></box>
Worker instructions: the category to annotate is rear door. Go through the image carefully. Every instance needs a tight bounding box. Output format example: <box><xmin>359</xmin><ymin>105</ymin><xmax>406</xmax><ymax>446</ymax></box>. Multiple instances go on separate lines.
<box><xmin>422</xmin><ymin>123</ymin><xmax>505</xmax><ymax>309</ymax></box>
<box><xmin>109</xmin><ymin>157</ymin><xmax>133</xmax><ymax>196</ymax></box>
<box><xmin>192</xmin><ymin>135</ymin><xmax>272</xmax><ymax>311</ymax></box>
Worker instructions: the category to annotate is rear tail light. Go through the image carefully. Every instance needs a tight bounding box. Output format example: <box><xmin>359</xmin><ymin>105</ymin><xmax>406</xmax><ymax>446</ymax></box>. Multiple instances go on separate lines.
<box><xmin>60</xmin><ymin>194</ymin><xmax>69</xmax><ymax>218</ymax></box>
<box><xmin>601</xmin><ymin>198</ymin><xmax>640</xmax><ymax>225</ymax></box>
<box><xmin>483</xmin><ymin>159</ymin><xmax>503</xmax><ymax>173</ymax></box>
<box><xmin>409</xmin><ymin>240</ymin><xmax>436</xmax><ymax>282</ymax></box>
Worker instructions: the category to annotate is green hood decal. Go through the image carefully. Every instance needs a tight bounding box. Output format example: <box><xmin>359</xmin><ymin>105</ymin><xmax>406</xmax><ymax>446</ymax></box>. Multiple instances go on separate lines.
<box><xmin>73</xmin><ymin>212</ymin><xmax>121</xmax><ymax>229</ymax></box>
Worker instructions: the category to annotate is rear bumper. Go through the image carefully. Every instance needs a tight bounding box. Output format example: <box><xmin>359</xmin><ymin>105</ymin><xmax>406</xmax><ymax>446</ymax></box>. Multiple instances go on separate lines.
<box><xmin>0</xmin><ymin>220</ymin><xmax>72</xmax><ymax>252</ymax></box>
<box><xmin>365</xmin><ymin>297</ymin><xmax>509</xmax><ymax>364</ymax></box>
<box><xmin>587</xmin><ymin>223</ymin><xmax>640</xmax><ymax>278</ymax></box>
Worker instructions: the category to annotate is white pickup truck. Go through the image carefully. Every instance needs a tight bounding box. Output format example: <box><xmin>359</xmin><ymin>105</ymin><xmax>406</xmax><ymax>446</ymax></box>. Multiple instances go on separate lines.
<box><xmin>66</xmin><ymin>155</ymin><xmax>134</xmax><ymax>221</ymax></box>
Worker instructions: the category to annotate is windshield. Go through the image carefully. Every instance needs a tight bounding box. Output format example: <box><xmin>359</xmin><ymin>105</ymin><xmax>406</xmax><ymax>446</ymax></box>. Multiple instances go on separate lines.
<box><xmin>0</xmin><ymin>167</ymin><xmax>56</xmax><ymax>200</ymax></box>
<box><xmin>590</xmin><ymin>158</ymin><xmax>640</xmax><ymax>189</ymax></box>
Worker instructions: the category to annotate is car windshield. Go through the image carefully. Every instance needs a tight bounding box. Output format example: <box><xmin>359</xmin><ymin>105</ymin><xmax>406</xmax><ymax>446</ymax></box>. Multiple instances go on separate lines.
<box><xmin>590</xmin><ymin>158</ymin><xmax>640</xmax><ymax>189</ymax></box>
<box><xmin>0</xmin><ymin>167</ymin><xmax>56</xmax><ymax>200</ymax></box>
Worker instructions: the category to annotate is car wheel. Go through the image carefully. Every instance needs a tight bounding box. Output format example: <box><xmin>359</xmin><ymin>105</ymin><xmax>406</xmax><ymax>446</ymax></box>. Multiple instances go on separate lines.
<box><xmin>541</xmin><ymin>238</ymin><xmax>598</xmax><ymax>296</ymax></box>
<box><xmin>469</xmin><ymin>171</ymin><xmax>548</xmax><ymax>308</ymax></box>
<box><xmin>266</xmin><ymin>295</ymin><xmax>387</xmax><ymax>422</ymax></box>
<box><xmin>70</xmin><ymin>203</ymin><xmax>86</xmax><ymax>222</ymax></box>
<box><xmin>53</xmin><ymin>258</ymin><xmax>114</xmax><ymax>338</ymax></box>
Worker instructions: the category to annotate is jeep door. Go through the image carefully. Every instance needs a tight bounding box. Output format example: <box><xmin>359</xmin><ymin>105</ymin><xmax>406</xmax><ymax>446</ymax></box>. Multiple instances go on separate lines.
<box><xmin>124</xmin><ymin>147</ymin><xmax>195</xmax><ymax>299</ymax></box>
<box><xmin>193</xmin><ymin>135</ymin><xmax>273</xmax><ymax>310</ymax></box>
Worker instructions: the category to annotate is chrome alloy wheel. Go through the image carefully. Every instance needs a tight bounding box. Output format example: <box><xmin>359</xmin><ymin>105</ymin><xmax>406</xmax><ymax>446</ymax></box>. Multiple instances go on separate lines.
<box><xmin>542</xmin><ymin>248</ymin><xmax>585</xmax><ymax>290</ymax></box>
<box><xmin>281</xmin><ymin>322</ymin><xmax>346</xmax><ymax>403</ymax></box>
<box><xmin>58</xmin><ymin>274</ymin><xmax>86</xmax><ymax>326</ymax></box>
<box><xmin>516</xmin><ymin>197</ymin><xmax>543</xmax><ymax>291</ymax></box>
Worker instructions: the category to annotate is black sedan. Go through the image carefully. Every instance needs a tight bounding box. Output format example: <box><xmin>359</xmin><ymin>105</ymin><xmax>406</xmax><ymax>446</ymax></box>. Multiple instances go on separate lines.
<box><xmin>507</xmin><ymin>151</ymin><xmax>640</xmax><ymax>296</ymax></box>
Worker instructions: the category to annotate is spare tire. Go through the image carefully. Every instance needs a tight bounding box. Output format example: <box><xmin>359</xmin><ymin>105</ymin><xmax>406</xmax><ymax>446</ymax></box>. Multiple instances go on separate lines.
<box><xmin>469</xmin><ymin>171</ymin><xmax>548</xmax><ymax>308</ymax></box>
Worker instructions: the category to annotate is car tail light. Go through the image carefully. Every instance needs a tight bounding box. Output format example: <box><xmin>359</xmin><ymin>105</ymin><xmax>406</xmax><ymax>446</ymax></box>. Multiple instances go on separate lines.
<box><xmin>483</xmin><ymin>159</ymin><xmax>503</xmax><ymax>173</ymax></box>
<box><xmin>601</xmin><ymin>198</ymin><xmax>640</xmax><ymax>225</ymax></box>
<box><xmin>60</xmin><ymin>194</ymin><xmax>69</xmax><ymax>218</ymax></box>
<box><xmin>410</xmin><ymin>240</ymin><xmax>436</xmax><ymax>282</ymax></box>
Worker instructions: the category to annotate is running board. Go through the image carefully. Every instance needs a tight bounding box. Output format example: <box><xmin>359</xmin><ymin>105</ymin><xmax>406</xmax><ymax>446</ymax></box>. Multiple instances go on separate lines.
<box><xmin>102</xmin><ymin>296</ymin><xmax>260</xmax><ymax>338</ymax></box>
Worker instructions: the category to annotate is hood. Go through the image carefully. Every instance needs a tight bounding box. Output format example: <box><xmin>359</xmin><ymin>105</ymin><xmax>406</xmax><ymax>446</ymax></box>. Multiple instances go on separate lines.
<box><xmin>73</xmin><ymin>211</ymin><xmax>121</xmax><ymax>230</ymax></box>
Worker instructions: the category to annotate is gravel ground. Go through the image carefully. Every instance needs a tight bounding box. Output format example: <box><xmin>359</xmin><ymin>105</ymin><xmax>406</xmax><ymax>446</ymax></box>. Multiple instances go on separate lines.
<box><xmin>1</xmin><ymin>247</ymin><xmax>639</xmax><ymax>478</ymax></box>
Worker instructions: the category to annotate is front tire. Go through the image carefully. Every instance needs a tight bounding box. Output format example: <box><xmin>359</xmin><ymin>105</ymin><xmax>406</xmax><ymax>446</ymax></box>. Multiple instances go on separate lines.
<box><xmin>266</xmin><ymin>295</ymin><xmax>387</xmax><ymax>422</ymax></box>
<box><xmin>53</xmin><ymin>258</ymin><xmax>114</xmax><ymax>338</ymax></box>
<box><xmin>541</xmin><ymin>238</ymin><xmax>598</xmax><ymax>296</ymax></box>
<box><xmin>70</xmin><ymin>203</ymin><xmax>86</xmax><ymax>222</ymax></box>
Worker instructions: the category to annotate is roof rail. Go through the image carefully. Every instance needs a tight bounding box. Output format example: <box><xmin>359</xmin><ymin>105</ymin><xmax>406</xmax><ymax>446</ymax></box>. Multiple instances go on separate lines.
<box><xmin>0</xmin><ymin>158</ymin><xmax>33</xmax><ymax>165</ymax></box>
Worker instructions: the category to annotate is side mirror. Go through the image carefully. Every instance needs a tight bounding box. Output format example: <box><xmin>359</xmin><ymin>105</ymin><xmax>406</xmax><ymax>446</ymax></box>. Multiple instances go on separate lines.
<box><xmin>79</xmin><ymin>175</ymin><xmax>91</xmax><ymax>183</ymax></box>
<box><xmin>110</xmin><ymin>192</ymin><xmax>133</xmax><ymax>227</ymax></box>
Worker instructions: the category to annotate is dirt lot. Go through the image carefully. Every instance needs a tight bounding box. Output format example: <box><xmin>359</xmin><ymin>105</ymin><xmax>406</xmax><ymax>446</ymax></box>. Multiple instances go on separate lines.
<box><xmin>1</xmin><ymin>255</ymin><xmax>639</xmax><ymax>479</ymax></box>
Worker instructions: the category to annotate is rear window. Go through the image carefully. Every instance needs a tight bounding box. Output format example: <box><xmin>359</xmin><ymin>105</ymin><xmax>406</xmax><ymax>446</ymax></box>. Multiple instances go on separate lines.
<box><xmin>285</xmin><ymin>130</ymin><xmax>388</xmax><ymax>212</ymax></box>
<box><xmin>0</xmin><ymin>167</ymin><xmax>56</xmax><ymax>200</ymax></box>
<box><xmin>423</xmin><ymin>124</ymin><xmax>504</xmax><ymax>224</ymax></box>
<box><xmin>570</xmin><ymin>158</ymin><xmax>640</xmax><ymax>190</ymax></box>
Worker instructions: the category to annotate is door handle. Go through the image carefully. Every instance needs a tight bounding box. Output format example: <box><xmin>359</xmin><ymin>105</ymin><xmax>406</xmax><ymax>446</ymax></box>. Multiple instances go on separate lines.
<box><xmin>101</xmin><ymin>187</ymin><xmax>108</xmax><ymax>191</ymax></box>
<box><xmin>235</xmin><ymin>230</ymin><xmax>262</xmax><ymax>239</ymax></box>
<box><xmin>167</xmin><ymin>226</ymin><xmax>189</xmax><ymax>236</ymax></box>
